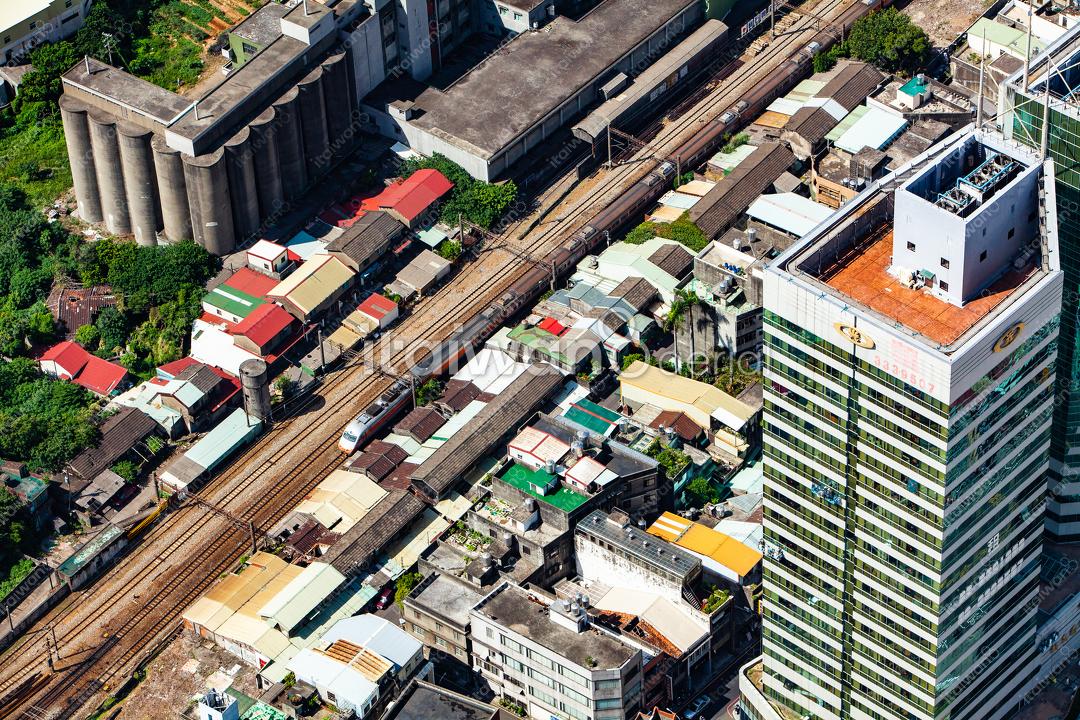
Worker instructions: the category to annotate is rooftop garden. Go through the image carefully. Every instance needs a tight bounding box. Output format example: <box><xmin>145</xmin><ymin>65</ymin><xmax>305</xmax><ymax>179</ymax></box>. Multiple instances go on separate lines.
<box><xmin>500</xmin><ymin>462</ymin><xmax>588</xmax><ymax>512</ymax></box>
<box><xmin>646</xmin><ymin>439</ymin><xmax>691</xmax><ymax>480</ymax></box>
<box><xmin>702</xmin><ymin>585</ymin><xmax>731</xmax><ymax>614</ymax></box>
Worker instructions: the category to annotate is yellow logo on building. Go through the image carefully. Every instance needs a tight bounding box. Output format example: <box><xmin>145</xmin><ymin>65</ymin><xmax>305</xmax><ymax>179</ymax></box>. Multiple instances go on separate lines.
<box><xmin>834</xmin><ymin>323</ymin><xmax>875</xmax><ymax>349</ymax></box>
<box><xmin>993</xmin><ymin>323</ymin><xmax>1025</xmax><ymax>352</ymax></box>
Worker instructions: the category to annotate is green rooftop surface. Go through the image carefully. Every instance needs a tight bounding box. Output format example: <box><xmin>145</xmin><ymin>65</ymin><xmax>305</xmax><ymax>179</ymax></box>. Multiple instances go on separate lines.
<box><xmin>241</xmin><ymin>702</ymin><xmax>289</xmax><ymax>720</ymax></box>
<box><xmin>500</xmin><ymin>463</ymin><xmax>588</xmax><ymax>512</ymax></box>
<box><xmin>203</xmin><ymin>284</ymin><xmax>265</xmax><ymax>319</ymax></box>
<box><xmin>564</xmin><ymin>399</ymin><xmax>620</xmax><ymax>436</ymax></box>
<box><xmin>899</xmin><ymin>76</ymin><xmax>929</xmax><ymax>97</ymax></box>
<box><xmin>507</xmin><ymin>324</ymin><xmax>572</xmax><ymax>366</ymax></box>
<box><xmin>58</xmin><ymin>524</ymin><xmax>123</xmax><ymax>577</ymax></box>
<box><xmin>4</xmin><ymin>474</ymin><xmax>48</xmax><ymax>503</ymax></box>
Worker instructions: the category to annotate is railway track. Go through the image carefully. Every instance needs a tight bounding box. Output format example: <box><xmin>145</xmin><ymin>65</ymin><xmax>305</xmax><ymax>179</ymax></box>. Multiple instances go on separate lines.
<box><xmin>0</xmin><ymin>2</ymin><xmax>858</xmax><ymax>715</ymax></box>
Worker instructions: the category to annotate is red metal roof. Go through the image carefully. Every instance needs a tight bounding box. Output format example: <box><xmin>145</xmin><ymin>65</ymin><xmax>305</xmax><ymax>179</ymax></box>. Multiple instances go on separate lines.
<box><xmin>40</xmin><ymin>341</ymin><xmax>89</xmax><ymax>376</ymax></box>
<box><xmin>157</xmin><ymin>356</ymin><xmax>200</xmax><ymax>379</ymax></box>
<box><xmin>223</xmin><ymin>267</ymin><xmax>278</xmax><ymax>299</ymax></box>
<box><xmin>537</xmin><ymin>317</ymin><xmax>567</xmax><ymax>336</ymax></box>
<box><xmin>229</xmin><ymin>303</ymin><xmax>295</xmax><ymax>349</ymax></box>
<box><xmin>73</xmin><ymin>353</ymin><xmax>127</xmax><ymax>396</ymax></box>
<box><xmin>364</xmin><ymin>169</ymin><xmax>453</xmax><ymax>224</ymax></box>
<box><xmin>357</xmin><ymin>292</ymin><xmax>398</xmax><ymax>321</ymax></box>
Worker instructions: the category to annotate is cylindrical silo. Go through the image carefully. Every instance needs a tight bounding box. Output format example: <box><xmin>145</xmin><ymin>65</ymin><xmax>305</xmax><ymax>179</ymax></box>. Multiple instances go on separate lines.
<box><xmin>59</xmin><ymin>95</ymin><xmax>103</xmax><ymax>224</ymax></box>
<box><xmin>182</xmin><ymin>148</ymin><xmax>236</xmax><ymax>256</ymax></box>
<box><xmin>297</xmin><ymin>67</ymin><xmax>331</xmax><ymax>180</ymax></box>
<box><xmin>249</xmin><ymin>107</ymin><xmax>284</xmax><ymax>223</ymax></box>
<box><xmin>321</xmin><ymin>53</ymin><xmax>354</xmax><ymax>163</ymax></box>
<box><xmin>239</xmin><ymin>358</ymin><xmax>272</xmax><ymax>422</ymax></box>
<box><xmin>271</xmin><ymin>86</ymin><xmax>307</xmax><ymax>201</ymax></box>
<box><xmin>117</xmin><ymin>122</ymin><xmax>161</xmax><ymax>246</ymax></box>
<box><xmin>151</xmin><ymin>135</ymin><xmax>192</xmax><ymax>243</ymax></box>
<box><xmin>87</xmin><ymin>109</ymin><xmax>131</xmax><ymax>235</ymax></box>
<box><xmin>225</xmin><ymin>127</ymin><xmax>260</xmax><ymax>244</ymax></box>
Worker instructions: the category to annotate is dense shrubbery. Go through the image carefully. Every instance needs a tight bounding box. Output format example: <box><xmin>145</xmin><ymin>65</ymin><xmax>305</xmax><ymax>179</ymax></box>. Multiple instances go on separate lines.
<box><xmin>813</xmin><ymin>8</ymin><xmax>930</xmax><ymax>75</ymax></box>
<box><xmin>623</xmin><ymin>213</ymin><xmax>709</xmax><ymax>253</ymax></box>
<box><xmin>401</xmin><ymin>154</ymin><xmax>518</xmax><ymax>229</ymax></box>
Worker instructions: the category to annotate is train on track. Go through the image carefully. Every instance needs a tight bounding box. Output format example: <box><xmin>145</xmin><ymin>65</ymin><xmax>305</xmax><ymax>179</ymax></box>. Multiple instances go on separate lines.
<box><xmin>338</xmin><ymin>378</ymin><xmax>413</xmax><ymax>453</ymax></box>
<box><xmin>402</xmin><ymin>0</ymin><xmax>893</xmax><ymax>386</ymax></box>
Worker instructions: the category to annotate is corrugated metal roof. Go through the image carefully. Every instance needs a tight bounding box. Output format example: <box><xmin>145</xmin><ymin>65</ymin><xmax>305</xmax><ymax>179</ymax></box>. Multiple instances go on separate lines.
<box><xmin>324</xmin><ymin>490</ymin><xmax>426</xmax><ymax>574</ymax></box>
<box><xmin>690</xmin><ymin>143</ymin><xmax>795</xmax><ymax>239</ymax></box>
<box><xmin>833</xmin><ymin>106</ymin><xmax>908</xmax><ymax>154</ymax></box>
<box><xmin>745</xmin><ymin>192</ymin><xmax>833</xmax><ymax>237</ymax></box>
<box><xmin>410</xmin><ymin>364</ymin><xmax>564</xmax><ymax>497</ymax></box>
<box><xmin>325</xmin><ymin>211</ymin><xmax>406</xmax><ymax>270</ymax></box>
<box><xmin>182</xmin><ymin>408</ymin><xmax>263</xmax><ymax>473</ymax></box>
<box><xmin>258</xmin><ymin>562</ymin><xmax>346</xmax><ymax>633</ymax></box>
<box><xmin>268</xmin><ymin>254</ymin><xmax>355</xmax><ymax>314</ymax></box>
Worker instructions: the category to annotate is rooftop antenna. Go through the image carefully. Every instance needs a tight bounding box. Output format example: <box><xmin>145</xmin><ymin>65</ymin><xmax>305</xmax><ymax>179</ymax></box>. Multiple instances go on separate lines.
<box><xmin>303</xmin><ymin>0</ymin><xmax>310</xmax><ymax>15</ymax></box>
<box><xmin>1024</xmin><ymin>0</ymin><xmax>1034</xmax><ymax>91</ymax></box>
<box><xmin>84</xmin><ymin>55</ymin><xmax>90</xmax><ymax>75</ymax></box>
<box><xmin>193</xmin><ymin>99</ymin><xmax>201</xmax><ymax>122</ymax></box>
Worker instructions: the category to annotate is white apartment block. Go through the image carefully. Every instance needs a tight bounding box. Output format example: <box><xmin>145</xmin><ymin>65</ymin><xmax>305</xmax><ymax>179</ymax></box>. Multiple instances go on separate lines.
<box><xmin>740</xmin><ymin>127</ymin><xmax>1063</xmax><ymax>720</ymax></box>
<box><xmin>470</xmin><ymin>582</ymin><xmax>643</xmax><ymax>720</ymax></box>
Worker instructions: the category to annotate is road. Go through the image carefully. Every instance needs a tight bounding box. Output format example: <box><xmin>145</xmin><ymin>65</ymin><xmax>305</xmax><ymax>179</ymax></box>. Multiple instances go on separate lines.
<box><xmin>0</xmin><ymin>1</ymin><xmax>856</xmax><ymax>715</ymax></box>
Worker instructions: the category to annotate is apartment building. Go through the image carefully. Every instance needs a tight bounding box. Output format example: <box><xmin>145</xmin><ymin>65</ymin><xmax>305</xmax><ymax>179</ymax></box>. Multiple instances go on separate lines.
<box><xmin>741</xmin><ymin>127</ymin><xmax>1063</xmax><ymax>720</ymax></box>
<box><xmin>2</xmin><ymin>0</ymin><xmax>92</xmax><ymax>64</ymax></box>
<box><xmin>470</xmin><ymin>582</ymin><xmax>644</xmax><ymax>720</ymax></box>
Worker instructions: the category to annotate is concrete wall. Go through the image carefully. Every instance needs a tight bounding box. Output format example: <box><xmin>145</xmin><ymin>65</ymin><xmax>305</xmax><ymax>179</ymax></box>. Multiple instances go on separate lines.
<box><xmin>348</xmin><ymin>14</ymin><xmax>389</xmax><ymax>102</ymax></box>
<box><xmin>224</xmin><ymin>126</ymin><xmax>261</xmax><ymax>243</ymax></box>
<box><xmin>88</xmin><ymin>109</ymin><xmax>132</xmax><ymax>235</ymax></box>
<box><xmin>182</xmin><ymin>148</ymin><xmax>236</xmax><ymax>255</ymax></box>
<box><xmin>151</xmin><ymin>134</ymin><xmax>193</xmax><ymax>243</ymax></box>
<box><xmin>574</xmin><ymin>534</ymin><xmax>686</xmax><ymax>605</ymax></box>
<box><xmin>117</xmin><ymin>122</ymin><xmax>162</xmax><ymax>246</ymax></box>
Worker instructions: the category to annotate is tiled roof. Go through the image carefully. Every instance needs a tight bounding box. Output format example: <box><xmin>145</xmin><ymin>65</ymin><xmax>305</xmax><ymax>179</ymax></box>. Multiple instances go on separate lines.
<box><xmin>356</xmin><ymin>292</ymin><xmax>399</xmax><ymax>321</ymax></box>
<box><xmin>411</xmin><ymin>364</ymin><xmax>565</xmax><ymax>497</ymax></box>
<box><xmin>324</xmin><ymin>490</ymin><xmax>426</xmax><ymax>574</ymax></box>
<box><xmin>610</xmin><ymin>277</ymin><xmax>658</xmax><ymax>312</ymax></box>
<box><xmin>325</xmin><ymin>211</ymin><xmax>406</xmax><ymax>269</ymax></box>
<box><xmin>437</xmin><ymin>380</ymin><xmax>481</xmax><ymax>413</ymax></box>
<box><xmin>68</xmin><ymin>407</ymin><xmax>156</xmax><ymax>482</ymax></box>
<box><xmin>650</xmin><ymin>410</ymin><xmax>704</xmax><ymax>442</ymax></box>
<box><xmin>689</xmin><ymin>143</ymin><xmax>795</xmax><ymax>239</ymax></box>
<box><xmin>647</xmin><ymin>243</ymin><xmax>694</xmax><ymax>280</ymax></box>
<box><xmin>818</xmin><ymin>61</ymin><xmax>884</xmax><ymax>111</ymax></box>
<box><xmin>367</xmin><ymin>440</ymin><xmax>409</xmax><ymax>466</ymax></box>
<box><xmin>393</xmin><ymin>407</ymin><xmax>446</xmax><ymax>443</ymax></box>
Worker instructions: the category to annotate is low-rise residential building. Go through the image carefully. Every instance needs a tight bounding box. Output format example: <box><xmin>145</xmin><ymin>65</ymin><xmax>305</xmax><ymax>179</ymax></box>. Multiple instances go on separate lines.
<box><xmin>383</xmin><ymin>679</ymin><xmax>508</xmax><ymax>720</ymax></box>
<box><xmin>202</xmin><ymin>268</ymin><xmax>280</xmax><ymax>325</ymax></box>
<box><xmin>287</xmin><ymin>614</ymin><xmax>426</xmax><ymax>719</ymax></box>
<box><xmin>268</xmin><ymin>253</ymin><xmax>356</xmax><ymax>323</ymax></box>
<box><xmin>246</xmin><ymin>239</ymin><xmax>296</xmax><ymax>278</ymax></box>
<box><xmin>2</xmin><ymin>0</ymin><xmax>93</xmax><ymax>64</ymax></box>
<box><xmin>403</xmin><ymin>571</ymin><xmax>485</xmax><ymax>668</ymax></box>
<box><xmin>390</xmin><ymin>250</ymin><xmax>453</xmax><ymax>299</ymax></box>
<box><xmin>470</xmin><ymin>581</ymin><xmax>644</xmax><ymax>720</ymax></box>
<box><xmin>39</xmin><ymin>341</ymin><xmax>129</xmax><ymax>397</ymax></box>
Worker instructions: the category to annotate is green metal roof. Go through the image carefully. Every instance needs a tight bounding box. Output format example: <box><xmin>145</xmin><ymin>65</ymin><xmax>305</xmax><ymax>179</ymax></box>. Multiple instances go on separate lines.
<box><xmin>58</xmin><ymin>524</ymin><xmax>123</xmax><ymax>577</ymax></box>
<box><xmin>564</xmin><ymin>399</ymin><xmax>620</xmax><ymax>436</ymax></box>
<box><xmin>899</xmin><ymin>76</ymin><xmax>929</xmax><ymax>98</ymax></box>
<box><xmin>825</xmin><ymin>105</ymin><xmax>869</xmax><ymax>143</ymax></box>
<box><xmin>203</xmin><ymin>284</ymin><xmax>265</xmax><ymax>319</ymax></box>
<box><xmin>241</xmin><ymin>702</ymin><xmax>289</xmax><ymax>720</ymax></box>
<box><xmin>500</xmin><ymin>463</ymin><xmax>588</xmax><ymax>512</ymax></box>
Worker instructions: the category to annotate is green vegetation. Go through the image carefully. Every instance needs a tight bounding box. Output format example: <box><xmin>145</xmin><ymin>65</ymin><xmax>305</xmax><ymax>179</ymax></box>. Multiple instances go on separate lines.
<box><xmin>111</xmin><ymin>459</ymin><xmax>138</xmax><ymax>483</ymax></box>
<box><xmin>622</xmin><ymin>213</ymin><xmax>709</xmax><ymax>253</ymax></box>
<box><xmin>394</xmin><ymin>570</ymin><xmax>422</xmax><ymax>608</ymax></box>
<box><xmin>436</xmin><ymin>239</ymin><xmax>462</xmax><ymax>261</ymax></box>
<box><xmin>813</xmin><ymin>9</ymin><xmax>929</xmax><ymax>75</ymax></box>
<box><xmin>0</xmin><ymin>556</ymin><xmax>35</xmax><ymax>602</ymax></box>
<box><xmin>498</xmin><ymin>698</ymin><xmax>527</xmax><ymax>717</ymax></box>
<box><xmin>0</xmin><ymin>358</ymin><xmax>98</xmax><ymax>471</ymax></box>
<box><xmin>621</xmin><ymin>353</ymin><xmax>645</xmax><ymax>371</ymax></box>
<box><xmin>664</xmin><ymin>288</ymin><xmax>700</xmax><ymax>332</ymax></box>
<box><xmin>273</xmin><ymin>375</ymin><xmax>296</xmax><ymax>404</ymax></box>
<box><xmin>683</xmin><ymin>476</ymin><xmax>722</xmax><ymax>507</ymax></box>
<box><xmin>402</xmin><ymin>154</ymin><xmax>518</xmax><ymax>229</ymax></box>
<box><xmin>702</xmin><ymin>585</ymin><xmax>731</xmax><ymax>614</ymax></box>
<box><xmin>720</xmin><ymin>132</ymin><xmax>749</xmax><ymax>155</ymax></box>
<box><xmin>415</xmin><ymin>378</ymin><xmax>443</xmax><ymax>407</ymax></box>
<box><xmin>646</xmin><ymin>439</ymin><xmax>691</xmax><ymax>480</ymax></box>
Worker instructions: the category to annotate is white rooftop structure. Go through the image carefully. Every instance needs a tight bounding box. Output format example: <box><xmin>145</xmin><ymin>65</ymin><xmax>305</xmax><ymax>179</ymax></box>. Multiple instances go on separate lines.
<box><xmin>451</xmin><ymin>348</ymin><xmax>530</xmax><ymax>394</ymax></box>
<box><xmin>190</xmin><ymin>319</ymin><xmax>259</xmax><ymax>377</ymax></box>
<box><xmin>593</xmin><ymin>586</ymin><xmax>708</xmax><ymax>654</ymax></box>
<box><xmin>745</xmin><ymin>192</ymin><xmax>833</xmax><ymax>237</ymax></box>
<box><xmin>833</xmin><ymin>106</ymin><xmax>908</xmax><ymax>154</ymax></box>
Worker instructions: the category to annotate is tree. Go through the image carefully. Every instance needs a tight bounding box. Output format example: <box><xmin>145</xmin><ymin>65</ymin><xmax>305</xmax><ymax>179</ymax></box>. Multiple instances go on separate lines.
<box><xmin>845</xmin><ymin>8</ymin><xmax>930</xmax><ymax>74</ymax></box>
<box><xmin>111</xmin><ymin>459</ymin><xmax>139</xmax><ymax>483</ymax></box>
<box><xmin>15</xmin><ymin>42</ymin><xmax>79</xmax><ymax>108</ymax></box>
<box><xmin>394</xmin><ymin>571</ymin><xmax>422</xmax><ymax>608</ymax></box>
<box><xmin>436</xmin><ymin>240</ymin><xmax>462</xmax><ymax>261</ymax></box>
<box><xmin>74</xmin><ymin>324</ymin><xmax>101</xmax><ymax>350</ymax></box>
<box><xmin>95</xmin><ymin>306</ymin><xmax>128</xmax><ymax>355</ymax></box>
<box><xmin>415</xmin><ymin>378</ymin><xmax>443</xmax><ymax>406</ymax></box>
<box><xmin>684</xmin><ymin>476</ymin><xmax>722</xmax><ymax>508</ymax></box>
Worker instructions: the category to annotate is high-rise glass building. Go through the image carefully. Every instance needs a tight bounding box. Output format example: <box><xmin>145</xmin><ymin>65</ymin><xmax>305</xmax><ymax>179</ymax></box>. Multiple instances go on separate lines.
<box><xmin>738</xmin><ymin>128</ymin><xmax>1063</xmax><ymax>720</ymax></box>
<box><xmin>1002</xmin><ymin>26</ymin><xmax>1080</xmax><ymax>540</ymax></box>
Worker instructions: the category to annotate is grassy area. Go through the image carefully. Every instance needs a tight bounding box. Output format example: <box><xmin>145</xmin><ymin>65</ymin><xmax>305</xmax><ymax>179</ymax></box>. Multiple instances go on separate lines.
<box><xmin>0</xmin><ymin>557</ymin><xmax>35</xmax><ymax>602</ymax></box>
<box><xmin>0</xmin><ymin>119</ymin><xmax>72</xmax><ymax>208</ymax></box>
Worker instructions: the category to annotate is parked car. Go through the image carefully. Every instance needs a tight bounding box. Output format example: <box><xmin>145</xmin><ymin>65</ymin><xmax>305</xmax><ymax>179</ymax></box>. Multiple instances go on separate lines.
<box><xmin>375</xmin><ymin>584</ymin><xmax>395</xmax><ymax>610</ymax></box>
<box><xmin>684</xmin><ymin>695</ymin><xmax>712</xmax><ymax>720</ymax></box>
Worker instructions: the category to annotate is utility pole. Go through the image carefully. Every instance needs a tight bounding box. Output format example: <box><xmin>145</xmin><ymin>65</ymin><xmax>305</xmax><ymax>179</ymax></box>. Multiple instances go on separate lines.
<box><xmin>976</xmin><ymin>28</ymin><xmax>986</xmax><ymax>128</ymax></box>
<box><xmin>606</xmin><ymin>125</ymin><xmax>613</xmax><ymax>168</ymax></box>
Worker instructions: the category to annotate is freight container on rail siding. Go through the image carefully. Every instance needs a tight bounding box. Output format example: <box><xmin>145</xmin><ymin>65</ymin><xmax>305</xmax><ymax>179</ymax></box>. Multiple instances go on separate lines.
<box><xmin>403</xmin><ymin>0</ymin><xmax>894</xmax><ymax>385</ymax></box>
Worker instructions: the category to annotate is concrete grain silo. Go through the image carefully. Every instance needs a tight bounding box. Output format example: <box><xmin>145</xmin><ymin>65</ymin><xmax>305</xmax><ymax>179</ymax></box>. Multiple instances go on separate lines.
<box><xmin>151</xmin><ymin>135</ymin><xmax>193</xmax><ymax>243</ymax></box>
<box><xmin>182</xmin><ymin>148</ymin><xmax>236</xmax><ymax>256</ymax></box>
<box><xmin>224</xmin><ymin>127</ymin><xmax>261</xmax><ymax>244</ymax></box>
<box><xmin>320</xmin><ymin>52</ymin><xmax>354</xmax><ymax>162</ymax></box>
<box><xmin>271</xmin><ymin>86</ymin><xmax>307</xmax><ymax>201</ymax></box>
<box><xmin>58</xmin><ymin>95</ymin><xmax>103</xmax><ymax>224</ymax></box>
<box><xmin>117</xmin><ymin>122</ymin><xmax>161</xmax><ymax>246</ymax></box>
<box><xmin>87</xmin><ymin>109</ymin><xmax>131</xmax><ymax>235</ymax></box>
<box><xmin>249</xmin><ymin>107</ymin><xmax>285</xmax><ymax>223</ymax></box>
<box><xmin>297</xmin><ymin>66</ymin><xmax>331</xmax><ymax>178</ymax></box>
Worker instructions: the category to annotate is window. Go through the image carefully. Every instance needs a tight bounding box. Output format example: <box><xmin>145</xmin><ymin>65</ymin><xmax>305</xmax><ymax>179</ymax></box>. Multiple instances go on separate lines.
<box><xmin>29</xmin><ymin>21</ymin><xmax>36</xmax><ymax>29</ymax></box>
<box><xmin>979</xmin><ymin>250</ymin><xmax>987</xmax><ymax>262</ymax></box>
<box><xmin>514</xmin><ymin>11</ymin><xmax>523</xmax><ymax>19</ymax></box>
<box><xmin>1008</xmin><ymin>227</ymin><xmax>1015</xmax><ymax>239</ymax></box>
<box><xmin>597</xmin><ymin>699</ymin><xmax>623</xmax><ymax>710</ymax></box>
<box><xmin>940</xmin><ymin>281</ymin><xmax>949</xmax><ymax>292</ymax></box>
<box><xmin>906</xmin><ymin>242</ymin><xmax>915</xmax><ymax>251</ymax></box>
<box><xmin>940</xmin><ymin>258</ymin><xmax>949</xmax><ymax>269</ymax></box>
<box><xmin>436</xmin><ymin>636</ymin><xmax>447</xmax><ymax>648</ymax></box>
<box><xmin>486</xmin><ymin>627</ymin><xmax>494</xmax><ymax>639</ymax></box>
<box><xmin>498</xmin><ymin>4</ymin><xmax>508</xmax><ymax>14</ymax></box>
<box><xmin>65</xmin><ymin>0</ymin><xmax>73</xmax><ymax>6</ymax></box>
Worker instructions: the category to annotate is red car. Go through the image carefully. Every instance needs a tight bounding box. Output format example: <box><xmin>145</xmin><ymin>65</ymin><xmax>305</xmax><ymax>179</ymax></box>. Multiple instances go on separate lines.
<box><xmin>375</xmin><ymin>584</ymin><xmax>394</xmax><ymax>610</ymax></box>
